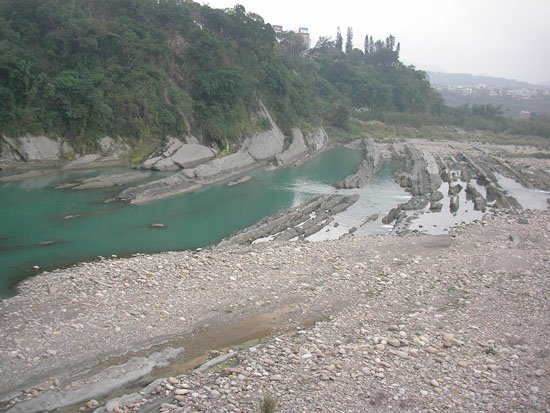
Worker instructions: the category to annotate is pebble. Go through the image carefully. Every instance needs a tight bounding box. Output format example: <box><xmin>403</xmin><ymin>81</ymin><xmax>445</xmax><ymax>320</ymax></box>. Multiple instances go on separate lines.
<box><xmin>1</xmin><ymin>203</ymin><xmax>548</xmax><ymax>413</ymax></box>
<box><xmin>388</xmin><ymin>339</ymin><xmax>401</xmax><ymax>347</ymax></box>
<box><xmin>105</xmin><ymin>400</ymin><xmax>119</xmax><ymax>413</ymax></box>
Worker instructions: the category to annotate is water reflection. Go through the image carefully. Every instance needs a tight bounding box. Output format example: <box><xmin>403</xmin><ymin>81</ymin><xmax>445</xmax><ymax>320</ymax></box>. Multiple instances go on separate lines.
<box><xmin>495</xmin><ymin>173</ymin><xmax>549</xmax><ymax>210</ymax></box>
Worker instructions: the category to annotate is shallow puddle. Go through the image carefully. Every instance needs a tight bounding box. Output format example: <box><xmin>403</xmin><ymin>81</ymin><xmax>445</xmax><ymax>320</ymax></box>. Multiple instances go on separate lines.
<box><xmin>495</xmin><ymin>173</ymin><xmax>550</xmax><ymax>210</ymax></box>
<box><xmin>408</xmin><ymin>181</ymin><xmax>486</xmax><ymax>235</ymax></box>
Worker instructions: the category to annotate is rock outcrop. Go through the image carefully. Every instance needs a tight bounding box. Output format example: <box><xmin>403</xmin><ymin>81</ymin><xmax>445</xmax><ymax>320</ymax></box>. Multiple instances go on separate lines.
<box><xmin>1</xmin><ymin>135</ymin><xmax>63</xmax><ymax>161</ymax></box>
<box><xmin>114</xmin><ymin>174</ymin><xmax>202</xmax><ymax>204</ymax></box>
<box><xmin>139</xmin><ymin>137</ymin><xmax>216</xmax><ymax>172</ymax></box>
<box><xmin>192</xmin><ymin>153</ymin><xmax>257</xmax><ymax>181</ymax></box>
<box><xmin>219</xmin><ymin>194</ymin><xmax>360</xmax><ymax>247</ymax></box>
<box><xmin>403</xmin><ymin>144</ymin><xmax>442</xmax><ymax>197</ymax></box>
<box><xmin>304</xmin><ymin>127</ymin><xmax>328</xmax><ymax>152</ymax></box>
<box><xmin>170</xmin><ymin>144</ymin><xmax>216</xmax><ymax>168</ymax></box>
<box><xmin>0</xmin><ymin>137</ymin><xmax>24</xmax><ymax>162</ymax></box>
<box><xmin>56</xmin><ymin>171</ymin><xmax>151</xmax><ymax>190</ymax></box>
<box><xmin>276</xmin><ymin>128</ymin><xmax>308</xmax><ymax>165</ymax></box>
<box><xmin>0</xmin><ymin>135</ymin><xmax>131</xmax><ymax>171</ymax></box>
<box><xmin>241</xmin><ymin>102</ymin><xmax>285</xmax><ymax>161</ymax></box>
<box><xmin>61</xmin><ymin>154</ymin><xmax>103</xmax><ymax>170</ymax></box>
<box><xmin>336</xmin><ymin>138</ymin><xmax>381</xmax><ymax>189</ymax></box>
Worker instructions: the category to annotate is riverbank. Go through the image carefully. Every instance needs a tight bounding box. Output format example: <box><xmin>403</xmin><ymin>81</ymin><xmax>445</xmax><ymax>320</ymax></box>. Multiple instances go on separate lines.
<box><xmin>1</xmin><ymin>208</ymin><xmax>548</xmax><ymax>412</ymax></box>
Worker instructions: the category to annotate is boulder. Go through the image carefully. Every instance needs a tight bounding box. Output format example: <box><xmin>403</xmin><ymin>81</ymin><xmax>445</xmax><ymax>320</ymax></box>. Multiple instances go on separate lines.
<box><xmin>430</xmin><ymin>201</ymin><xmax>443</xmax><ymax>211</ymax></box>
<box><xmin>366</xmin><ymin>214</ymin><xmax>379</xmax><ymax>223</ymax></box>
<box><xmin>140</xmin><ymin>156</ymin><xmax>163</xmax><ymax>170</ymax></box>
<box><xmin>161</xmin><ymin>137</ymin><xmax>184</xmax><ymax>158</ymax></box>
<box><xmin>450</xmin><ymin>195</ymin><xmax>460</xmax><ymax>212</ymax></box>
<box><xmin>336</xmin><ymin>138</ymin><xmax>381</xmax><ymax>188</ymax></box>
<box><xmin>171</xmin><ymin>144</ymin><xmax>216</xmax><ymax>168</ymax></box>
<box><xmin>382</xmin><ymin>207</ymin><xmax>400</xmax><ymax>225</ymax></box>
<box><xmin>402</xmin><ymin>144</ymin><xmax>441</xmax><ymax>196</ymax></box>
<box><xmin>5</xmin><ymin>135</ymin><xmax>61</xmax><ymax>161</ymax></box>
<box><xmin>448</xmin><ymin>183</ymin><xmax>463</xmax><ymax>195</ymax></box>
<box><xmin>242</xmin><ymin>101</ymin><xmax>285</xmax><ymax>161</ymax></box>
<box><xmin>140</xmin><ymin>139</ymin><xmax>215</xmax><ymax>171</ymax></box>
<box><xmin>62</xmin><ymin>154</ymin><xmax>102</xmax><ymax>170</ymax></box>
<box><xmin>473</xmin><ymin>196</ymin><xmax>486</xmax><ymax>212</ymax></box>
<box><xmin>150</xmin><ymin>157</ymin><xmax>180</xmax><ymax>172</ymax></box>
<box><xmin>116</xmin><ymin>174</ymin><xmax>201</xmax><ymax>204</ymax></box>
<box><xmin>430</xmin><ymin>191</ymin><xmax>444</xmax><ymax>202</ymax></box>
<box><xmin>276</xmin><ymin>128</ymin><xmax>308</xmax><ymax>165</ymax></box>
<box><xmin>304</xmin><ymin>127</ymin><xmax>328</xmax><ymax>152</ymax></box>
<box><xmin>193</xmin><ymin>153</ymin><xmax>256</xmax><ymax>181</ymax></box>
<box><xmin>242</xmin><ymin>128</ymin><xmax>284</xmax><ymax>161</ymax></box>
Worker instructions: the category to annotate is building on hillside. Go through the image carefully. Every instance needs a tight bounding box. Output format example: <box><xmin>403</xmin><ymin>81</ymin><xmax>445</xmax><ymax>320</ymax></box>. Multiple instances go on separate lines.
<box><xmin>298</xmin><ymin>27</ymin><xmax>311</xmax><ymax>49</ymax></box>
<box><xmin>519</xmin><ymin>110</ymin><xmax>531</xmax><ymax>119</ymax></box>
<box><xmin>273</xmin><ymin>25</ymin><xmax>311</xmax><ymax>56</ymax></box>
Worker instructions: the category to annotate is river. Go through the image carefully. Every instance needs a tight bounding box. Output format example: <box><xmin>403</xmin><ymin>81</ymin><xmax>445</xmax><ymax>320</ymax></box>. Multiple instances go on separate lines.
<box><xmin>0</xmin><ymin>148</ymin><xmax>408</xmax><ymax>297</ymax></box>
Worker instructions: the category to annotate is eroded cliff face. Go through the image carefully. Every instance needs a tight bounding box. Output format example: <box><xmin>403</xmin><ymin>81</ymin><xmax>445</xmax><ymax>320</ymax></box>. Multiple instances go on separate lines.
<box><xmin>0</xmin><ymin>135</ymin><xmax>61</xmax><ymax>162</ymax></box>
<box><xmin>114</xmin><ymin>101</ymin><xmax>330</xmax><ymax>204</ymax></box>
<box><xmin>0</xmin><ymin>135</ymin><xmax>131</xmax><ymax>170</ymax></box>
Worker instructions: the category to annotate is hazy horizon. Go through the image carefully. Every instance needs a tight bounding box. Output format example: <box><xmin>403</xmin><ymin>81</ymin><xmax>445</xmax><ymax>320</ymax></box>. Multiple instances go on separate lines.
<box><xmin>202</xmin><ymin>0</ymin><xmax>550</xmax><ymax>86</ymax></box>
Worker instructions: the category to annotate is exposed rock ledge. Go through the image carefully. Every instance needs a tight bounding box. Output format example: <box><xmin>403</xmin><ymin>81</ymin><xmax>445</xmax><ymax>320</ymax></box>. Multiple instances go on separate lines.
<box><xmin>117</xmin><ymin>126</ymin><xmax>329</xmax><ymax>204</ymax></box>
<box><xmin>138</xmin><ymin>137</ymin><xmax>217</xmax><ymax>172</ymax></box>
<box><xmin>219</xmin><ymin>193</ymin><xmax>360</xmax><ymax>247</ymax></box>
<box><xmin>56</xmin><ymin>171</ymin><xmax>151</xmax><ymax>190</ymax></box>
<box><xmin>5</xmin><ymin>347</ymin><xmax>183</xmax><ymax>413</ymax></box>
<box><xmin>0</xmin><ymin>135</ymin><xmax>130</xmax><ymax>173</ymax></box>
<box><xmin>1</xmin><ymin>121</ymin><xmax>328</xmax><ymax>204</ymax></box>
<box><xmin>336</xmin><ymin>138</ymin><xmax>382</xmax><ymax>188</ymax></box>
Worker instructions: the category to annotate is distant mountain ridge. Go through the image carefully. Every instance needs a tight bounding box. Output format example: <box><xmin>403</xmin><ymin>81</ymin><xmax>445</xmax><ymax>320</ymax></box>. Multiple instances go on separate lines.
<box><xmin>427</xmin><ymin>72</ymin><xmax>549</xmax><ymax>90</ymax></box>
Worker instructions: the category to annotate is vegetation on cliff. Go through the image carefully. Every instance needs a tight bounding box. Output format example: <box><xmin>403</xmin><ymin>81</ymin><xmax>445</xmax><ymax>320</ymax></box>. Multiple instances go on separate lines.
<box><xmin>1</xmin><ymin>0</ymin><xmax>547</xmax><ymax>152</ymax></box>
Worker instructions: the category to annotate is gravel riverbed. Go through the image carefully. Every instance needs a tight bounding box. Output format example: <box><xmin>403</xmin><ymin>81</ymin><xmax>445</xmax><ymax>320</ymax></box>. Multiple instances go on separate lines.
<box><xmin>1</xmin><ymin>207</ymin><xmax>548</xmax><ymax>412</ymax></box>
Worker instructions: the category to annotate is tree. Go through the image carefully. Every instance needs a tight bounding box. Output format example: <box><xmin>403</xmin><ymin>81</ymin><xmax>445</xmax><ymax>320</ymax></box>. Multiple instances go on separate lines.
<box><xmin>314</xmin><ymin>36</ymin><xmax>335</xmax><ymax>51</ymax></box>
<box><xmin>345</xmin><ymin>27</ymin><xmax>353</xmax><ymax>54</ymax></box>
<box><xmin>331</xmin><ymin>102</ymin><xmax>350</xmax><ymax>128</ymax></box>
<box><xmin>335</xmin><ymin>27</ymin><xmax>343</xmax><ymax>52</ymax></box>
<box><xmin>277</xmin><ymin>30</ymin><xmax>307</xmax><ymax>56</ymax></box>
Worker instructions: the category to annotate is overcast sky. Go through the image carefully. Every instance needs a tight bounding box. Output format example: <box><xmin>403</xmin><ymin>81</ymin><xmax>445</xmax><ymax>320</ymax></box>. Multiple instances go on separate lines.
<box><xmin>201</xmin><ymin>0</ymin><xmax>550</xmax><ymax>85</ymax></box>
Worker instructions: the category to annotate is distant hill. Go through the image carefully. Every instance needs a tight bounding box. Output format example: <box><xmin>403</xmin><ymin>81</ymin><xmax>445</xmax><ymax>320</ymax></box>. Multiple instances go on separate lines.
<box><xmin>427</xmin><ymin>72</ymin><xmax>549</xmax><ymax>90</ymax></box>
<box><xmin>427</xmin><ymin>72</ymin><xmax>550</xmax><ymax>117</ymax></box>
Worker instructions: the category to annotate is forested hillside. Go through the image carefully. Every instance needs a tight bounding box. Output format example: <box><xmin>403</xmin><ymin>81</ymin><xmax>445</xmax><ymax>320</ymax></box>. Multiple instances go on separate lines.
<box><xmin>0</xmin><ymin>0</ymin><xmax>445</xmax><ymax>152</ymax></box>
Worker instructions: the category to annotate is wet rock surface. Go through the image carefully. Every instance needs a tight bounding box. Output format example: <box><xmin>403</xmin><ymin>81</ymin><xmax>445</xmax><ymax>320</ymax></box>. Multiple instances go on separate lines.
<box><xmin>385</xmin><ymin>139</ymin><xmax>549</xmax><ymax>234</ymax></box>
<box><xmin>336</xmin><ymin>138</ymin><xmax>381</xmax><ymax>189</ymax></box>
<box><xmin>56</xmin><ymin>172</ymin><xmax>152</xmax><ymax>190</ymax></box>
<box><xmin>219</xmin><ymin>194</ymin><xmax>360</xmax><ymax>247</ymax></box>
<box><xmin>275</xmin><ymin>129</ymin><xmax>308</xmax><ymax>166</ymax></box>
<box><xmin>114</xmin><ymin>174</ymin><xmax>202</xmax><ymax>204</ymax></box>
<box><xmin>0</xmin><ymin>209</ymin><xmax>548</xmax><ymax>412</ymax></box>
<box><xmin>138</xmin><ymin>138</ymin><xmax>216</xmax><ymax>172</ymax></box>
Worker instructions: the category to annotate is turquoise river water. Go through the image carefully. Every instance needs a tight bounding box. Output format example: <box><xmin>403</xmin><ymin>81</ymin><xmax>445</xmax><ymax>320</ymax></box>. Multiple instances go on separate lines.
<box><xmin>1</xmin><ymin>148</ymin><xmax>402</xmax><ymax>298</ymax></box>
